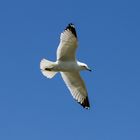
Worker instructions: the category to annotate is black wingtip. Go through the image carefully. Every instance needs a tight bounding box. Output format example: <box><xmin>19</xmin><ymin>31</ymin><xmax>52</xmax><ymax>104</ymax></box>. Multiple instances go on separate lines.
<box><xmin>78</xmin><ymin>97</ymin><xmax>90</xmax><ymax>109</ymax></box>
<box><xmin>65</xmin><ymin>23</ymin><xmax>77</xmax><ymax>38</ymax></box>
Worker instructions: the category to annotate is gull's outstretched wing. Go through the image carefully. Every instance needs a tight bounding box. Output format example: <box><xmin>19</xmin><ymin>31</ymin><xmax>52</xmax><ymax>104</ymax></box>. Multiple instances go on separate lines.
<box><xmin>61</xmin><ymin>72</ymin><xmax>90</xmax><ymax>109</ymax></box>
<box><xmin>57</xmin><ymin>23</ymin><xmax>78</xmax><ymax>61</ymax></box>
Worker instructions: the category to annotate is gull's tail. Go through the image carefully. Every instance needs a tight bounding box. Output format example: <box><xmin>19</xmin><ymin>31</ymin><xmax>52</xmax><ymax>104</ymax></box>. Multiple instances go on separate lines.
<box><xmin>40</xmin><ymin>59</ymin><xmax>57</xmax><ymax>79</ymax></box>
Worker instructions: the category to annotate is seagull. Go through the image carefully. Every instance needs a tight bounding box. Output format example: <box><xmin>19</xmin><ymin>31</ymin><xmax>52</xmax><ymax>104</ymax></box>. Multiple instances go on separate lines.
<box><xmin>40</xmin><ymin>23</ymin><xmax>91</xmax><ymax>109</ymax></box>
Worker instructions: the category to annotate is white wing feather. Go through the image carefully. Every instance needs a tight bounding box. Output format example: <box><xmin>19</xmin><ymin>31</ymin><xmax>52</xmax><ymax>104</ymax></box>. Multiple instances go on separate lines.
<box><xmin>61</xmin><ymin>72</ymin><xmax>90</xmax><ymax>108</ymax></box>
<box><xmin>57</xmin><ymin>25</ymin><xmax>78</xmax><ymax>61</ymax></box>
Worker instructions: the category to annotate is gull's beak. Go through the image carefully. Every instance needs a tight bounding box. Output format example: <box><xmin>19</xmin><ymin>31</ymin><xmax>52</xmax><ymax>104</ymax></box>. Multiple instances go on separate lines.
<box><xmin>87</xmin><ymin>67</ymin><xmax>92</xmax><ymax>72</ymax></box>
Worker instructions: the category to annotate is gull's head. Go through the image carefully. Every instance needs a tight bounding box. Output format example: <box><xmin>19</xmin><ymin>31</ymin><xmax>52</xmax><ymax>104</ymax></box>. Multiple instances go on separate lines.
<box><xmin>78</xmin><ymin>62</ymin><xmax>92</xmax><ymax>72</ymax></box>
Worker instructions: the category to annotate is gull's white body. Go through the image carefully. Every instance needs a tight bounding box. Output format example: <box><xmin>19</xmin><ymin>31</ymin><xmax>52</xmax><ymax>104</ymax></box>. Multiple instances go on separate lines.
<box><xmin>40</xmin><ymin>23</ymin><xmax>91</xmax><ymax>109</ymax></box>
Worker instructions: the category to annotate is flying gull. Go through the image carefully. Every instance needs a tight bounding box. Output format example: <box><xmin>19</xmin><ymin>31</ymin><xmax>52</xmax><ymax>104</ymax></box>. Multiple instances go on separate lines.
<box><xmin>40</xmin><ymin>23</ymin><xmax>91</xmax><ymax>109</ymax></box>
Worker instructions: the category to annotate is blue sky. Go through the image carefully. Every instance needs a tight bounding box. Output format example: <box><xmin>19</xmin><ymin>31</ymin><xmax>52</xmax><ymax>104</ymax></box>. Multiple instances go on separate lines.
<box><xmin>0</xmin><ymin>0</ymin><xmax>140</xmax><ymax>139</ymax></box>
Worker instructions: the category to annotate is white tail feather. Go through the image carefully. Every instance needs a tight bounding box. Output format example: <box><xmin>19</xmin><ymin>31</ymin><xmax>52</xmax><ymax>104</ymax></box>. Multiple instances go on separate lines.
<box><xmin>40</xmin><ymin>59</ymin><xmax>57</xmax><ymax>79</ymax></box>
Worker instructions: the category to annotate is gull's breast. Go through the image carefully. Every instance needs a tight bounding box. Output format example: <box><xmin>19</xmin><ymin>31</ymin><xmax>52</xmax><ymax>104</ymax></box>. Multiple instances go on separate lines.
<box><xmin>54</xmin><ymin>61</ymin><xmax>79</xmax><ymax>72</ymax></box>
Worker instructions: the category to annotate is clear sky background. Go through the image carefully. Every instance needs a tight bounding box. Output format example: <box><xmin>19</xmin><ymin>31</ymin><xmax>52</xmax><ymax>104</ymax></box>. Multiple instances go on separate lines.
<box><xmin>0</xmin><ymin>0</ymin><xmax>140</xmax><ymax>140</ymax></box>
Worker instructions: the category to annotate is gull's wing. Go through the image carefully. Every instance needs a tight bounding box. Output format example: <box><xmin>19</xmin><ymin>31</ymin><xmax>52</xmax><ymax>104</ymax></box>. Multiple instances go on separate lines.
<box><xmin>57</xmin><ymin>23</ymin><xmax>78</xmax><ymax>61</ymax></box>
<box><xmin>61</xmin><ymin>72</ymin><xmax>90</xmax><ymax>109</ymax></box>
